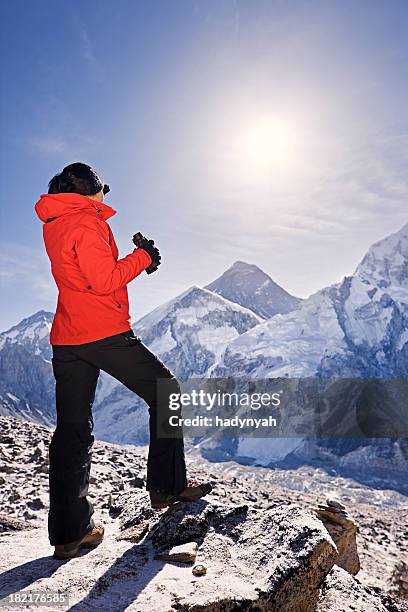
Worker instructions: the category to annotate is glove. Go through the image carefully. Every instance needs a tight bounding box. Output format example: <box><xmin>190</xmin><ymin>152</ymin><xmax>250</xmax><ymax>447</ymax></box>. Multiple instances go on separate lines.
<box><xmin>132</xmin><ymin>232</ymin><xmax>161</xmax><ymax>275</ymax></box>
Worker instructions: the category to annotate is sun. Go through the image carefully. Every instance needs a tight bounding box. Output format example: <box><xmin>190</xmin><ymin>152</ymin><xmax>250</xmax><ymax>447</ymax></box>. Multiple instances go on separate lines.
<box><xmin>237</xmin><ymin>117</ymin><xmax>298</xmax><ymax>172</ymax></box>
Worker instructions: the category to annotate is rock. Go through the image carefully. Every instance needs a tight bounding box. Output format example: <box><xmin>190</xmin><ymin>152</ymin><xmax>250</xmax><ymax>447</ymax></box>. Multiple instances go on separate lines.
<box><xmin>129</xmin><ymin>476</ymin><xmax>145</xmax><ymax>488</ymax></box>
<box><xmin>326</xmin><ymin>497</ymin><xmax>347</xmax><ymax>511</ymax></box>
<box><xmin>311</xmin><ymin>506</ymin><xmax>350</xmax><ymax>526</ymax></box>
<box><xmin>8</xmin><ymin>491</ymin><xmax>21</xmax><ymax>502</ymax></box>
<box><xmin>23</xmin><ymin>510</ymin><xmax>38</xmax><ymax>520</ymax></box>
<box><xmin>0</xmin><ymin>514</ymin><xmax>39</xmax><ymax>532</ymax></box>
<box><xmin>311</xmin><ymin>497</ymin><xmax>360</xmax><ymax>575</ymax></box>
<box><xmin>30</xmin><ymin>443</ymin><xmax>47</xmax><ymax>462</ymax></box>
<box><xmin>148</xmin><ymin>500</ymin><xmax>218</xmax><ymax>549</ymax></box>
<box><xmin>196</xmin><ymin>532</ymin><xmax>232</xmax><ymax>564</ymax></box>
<box><xmin>0</xmin><ymin>415</ymin><xmax>405</xmax><ymax>610</ymax></box>
<box><xmin>154</xmin><ymin>542</ymin><xmax>198</xmax><ymax>563</ymax></box>
<box><xmin>316</xmin><ymin>503</ymin><xmax>345</xmax><ymax>515</ymax></box>
<box><xmin>317</xmin><ymin>565</ymin><xmax>402</xmax><ymax>612</ymax></box>
<box><xmin>116</xmin><ymin>491</ymin><xmax>338</xmax><ymax>610</ymax></box>
<box><xmin>389</xmin><ymin>560</ymin><xmax>408</xmax><ymax>600</ymax></box>
<box><xmin>108</xmin><ymin>489</ymin><xmax>160</xmax><ymax>526</ymax></box>
<box><xmin>27</xmin><ymin>497</ymin><xmax>46</xmax><ymax>511</ymax></box>
<box><xmin>116</xmin><ymin>522</ymin><xmax>149</xmax><ymax>543</ymax></box>
<box><xmin>192</xmin><ymin>563</ymin><xmax>207</xmax><ymax>576</ymax></box>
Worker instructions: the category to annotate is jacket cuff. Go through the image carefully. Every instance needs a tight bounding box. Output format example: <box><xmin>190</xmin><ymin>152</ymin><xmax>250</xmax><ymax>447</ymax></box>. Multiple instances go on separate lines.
<box><xmin>134</xmin><ymin>247</ymin><xmax>153</xmax><ymax>268</ymax></box>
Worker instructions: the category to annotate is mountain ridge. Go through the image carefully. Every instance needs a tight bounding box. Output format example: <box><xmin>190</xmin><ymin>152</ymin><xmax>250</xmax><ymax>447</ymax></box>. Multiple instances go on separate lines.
<box><xmin>0</xmin><ymin>223</ymin><xmax>407</xmax><ymax>483</ymax></box>
<box><xmin>205</xmin><ymin>260</ymin><xmax>301</xmax><ymax>319</ymax></box>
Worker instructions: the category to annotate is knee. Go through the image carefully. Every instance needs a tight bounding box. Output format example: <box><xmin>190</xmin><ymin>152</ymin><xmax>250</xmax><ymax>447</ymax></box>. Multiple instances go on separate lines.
<box><xmin>50</xmin><ymin>421</ymin><xmax>94</xmax><ymax>455</ymax></box>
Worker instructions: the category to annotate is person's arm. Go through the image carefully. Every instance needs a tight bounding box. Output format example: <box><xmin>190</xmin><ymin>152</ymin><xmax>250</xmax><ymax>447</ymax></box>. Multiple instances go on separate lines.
<box><xmin>74</xmin><ymin>218</ymin><xmax>152</xmax><ymax>295</ymax></box>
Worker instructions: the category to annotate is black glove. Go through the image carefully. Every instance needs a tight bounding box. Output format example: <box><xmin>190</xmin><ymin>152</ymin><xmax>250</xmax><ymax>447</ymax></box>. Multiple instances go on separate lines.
<box><xmin>132</xmin><ymin>232</ymin><xmax>161</xmax><ymax>274</ymax></box>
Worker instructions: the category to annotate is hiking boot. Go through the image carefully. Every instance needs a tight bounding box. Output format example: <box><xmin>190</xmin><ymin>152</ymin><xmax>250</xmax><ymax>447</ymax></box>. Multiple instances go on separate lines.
<box><xmin>150</xmin><ymin>480</ymin><xmax>213</xmax><ymax>509</ymax></box>
<box><xmin>53</xmin><ymin>524</ymin><xmax>105</xmax><ymax>560</ymax></box>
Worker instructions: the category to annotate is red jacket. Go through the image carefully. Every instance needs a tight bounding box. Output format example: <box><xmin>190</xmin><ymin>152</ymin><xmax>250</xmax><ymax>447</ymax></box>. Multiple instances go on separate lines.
<box><xmin>34</xmin><ymin>192</ymin><xmax>152</xmax><ymax>345</ymax></box>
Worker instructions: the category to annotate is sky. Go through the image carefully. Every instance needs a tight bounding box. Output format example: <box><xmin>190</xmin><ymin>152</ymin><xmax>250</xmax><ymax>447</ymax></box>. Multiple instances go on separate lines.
<box><xmin>0</xmin><ymin>0</ymin><xmax>407</xmax><ymax>331</ymax></box>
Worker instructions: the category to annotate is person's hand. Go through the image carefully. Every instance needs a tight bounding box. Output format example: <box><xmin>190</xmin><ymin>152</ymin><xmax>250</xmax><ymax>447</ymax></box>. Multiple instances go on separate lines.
<box><xmin>132</xmin><ymin>232</ymin><xmax>161</xmax><ymax>274</ymax></box>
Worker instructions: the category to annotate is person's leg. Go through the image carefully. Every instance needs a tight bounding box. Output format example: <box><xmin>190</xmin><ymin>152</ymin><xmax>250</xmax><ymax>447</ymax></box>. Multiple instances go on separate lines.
<box><xmin>68</xmin><ymin>330</ymin><xmax>188</xmax><ymax>495</ymax></box>
<box><xmin>48</xmin><ymin>345</ymin><xmax>100</xmax><ymax>545</ymax></box>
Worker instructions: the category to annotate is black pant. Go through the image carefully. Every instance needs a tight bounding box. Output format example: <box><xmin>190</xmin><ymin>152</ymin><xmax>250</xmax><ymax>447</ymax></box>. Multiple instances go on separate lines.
<box><xmin>48</xmin><ymin>329</ymin><xmax>187</xmax><ymax>545</ymax></box>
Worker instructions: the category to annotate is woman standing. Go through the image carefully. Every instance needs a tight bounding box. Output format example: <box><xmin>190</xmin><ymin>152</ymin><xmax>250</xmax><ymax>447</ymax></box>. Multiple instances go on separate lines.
<box><xmin>35</xmin><ymin>162</ymin><xmax>212</xmax><ymax>560</ymax></box>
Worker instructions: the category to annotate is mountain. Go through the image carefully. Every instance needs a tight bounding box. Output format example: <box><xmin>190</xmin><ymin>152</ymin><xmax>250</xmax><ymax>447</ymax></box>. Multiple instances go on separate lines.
<box><xmin>94</xmin><ymin>285</ymin><xmax>263</xmax><ymax>442</ymax></box>
<box><xmin>1</xmin><ymin>226</ymin><xmax>407</xmax><ymax>486</ymax></box>
<box><xmin>213</xmin><ymin>223</ymin><xmax>408</xmax><ymax>379</ymax></box>
<box><xmin>0</xmin><ymin>310</ymin><xmax>119</xmax><ymax>427</ymax></box>
<box><xmin>205</xmin><ymin>260</ymin><xmax>301</xmax><ymax>319</ymax></box>
<box><xmin>0</xmin><ymin>311</ymin><xmax>54</xmax><ymax>425</ymax></box>
<box><xmin>0</xmin><ymin>285</ymin><xmax>262</xmax><ymax>439</ymax></box>
<box><xmin>203</xmin><ymin>223</ymin><xmax>408</xmax><ymax>478</ymax></box>
<box><xmin>355</xmin><ymin>223</ymin><xmax>408</xmax><ymax>289</ymax></box>
<box><xmin>0</xmin><ymin>310</ymin><xmax>54</xmax><ymax>359</ymax></box>
<box><xmin>93</xmin><ymin>385</ymin><xmax>150</xmax><ymax>445</ymax></box>
<box><xmin>135</xmin><ymin>285</ymin><xmax>262</xmax><ymax>378</ymax></box>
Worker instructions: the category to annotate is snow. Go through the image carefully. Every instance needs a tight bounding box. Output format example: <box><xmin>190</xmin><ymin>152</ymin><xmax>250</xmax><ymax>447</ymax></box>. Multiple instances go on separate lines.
<box><xmin>148</xmin><ymin>326</ymin><xmax>177</xmax><ymax>354</ymax></box>
<box><xmin>237</xmin><ymin>437</ymin><xmax>303</xmax><ymax>463</ymax></box>
<box><xmin>213</xmin><ymin>223</ymin><xmax>408</xmax><ymax>382</ymax></box>
<box><xmin>355</xmin><ymin>222</ymin><xmax>408</xmax><ymax>289</ymax></box>
<box><xmin>397</xmin><ymin>328</ymin><xmax>408</xmax><ymax>351</ymax></box>
<box><xmin>135</xmin><ymin>286</ymin><xmax>262</xmax><ymax>332</ymax></box>
<box><xmin>196</xmin><ymin>324</ymin><xmax>239</xmax><ymax>361</ymax></box>
<box><xmin>217</xmin><ymin>288</ymin><xmax>346</xmax><ymax>377</ymax></box>
<box><xmin>0</xmin><ymin>310</ymin><xmax>53</xmax><ymax>352</ymax></box>
<box><xmin>342</xmin><ymin>276</ymin><xmax>394</xmax><ymax>346</ymax></box>
<box><xmin>6</xmin><ymin>392</ymin><xmax>19</xmax><ymax>402</ymax></box>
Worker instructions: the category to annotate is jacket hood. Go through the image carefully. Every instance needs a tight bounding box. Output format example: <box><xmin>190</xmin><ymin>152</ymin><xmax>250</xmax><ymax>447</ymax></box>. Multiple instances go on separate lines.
<box><xmin>34</xmin><ymin>192</ymin><xmax>117</xmax><ymax>223</ymax></box>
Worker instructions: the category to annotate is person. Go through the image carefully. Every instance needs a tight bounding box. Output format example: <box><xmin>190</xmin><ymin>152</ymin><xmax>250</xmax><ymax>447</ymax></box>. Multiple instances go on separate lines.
<box><xmin>34</xmin><ymin>162</ymin><xmax>212</xmax><ymax>560</ymax></box>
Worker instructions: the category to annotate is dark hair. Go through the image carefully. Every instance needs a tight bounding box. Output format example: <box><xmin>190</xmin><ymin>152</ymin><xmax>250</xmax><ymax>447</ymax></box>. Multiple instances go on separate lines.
<box><xmin>48</xmin><ymin>162</ymin><xmax>104</xmax><ymax>195</ymax></box>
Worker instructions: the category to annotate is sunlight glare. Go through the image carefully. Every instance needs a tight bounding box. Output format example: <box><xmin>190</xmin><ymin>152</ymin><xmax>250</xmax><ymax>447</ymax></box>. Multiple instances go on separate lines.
<box><xmin>238</xmin><ymin>117</ymin><xmax>298</xmax><ymax>171</ymax></box>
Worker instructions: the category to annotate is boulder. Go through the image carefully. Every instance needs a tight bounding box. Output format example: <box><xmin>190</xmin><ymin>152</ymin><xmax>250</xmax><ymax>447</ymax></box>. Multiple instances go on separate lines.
<box><xmin>311</xmin><ymin>497</ymin><xmax>360</xmax><ymax>575</ymax></box>
<box><xmin>111</xmin><ymin>490</ymin><xmax>339</xmax><ymax>611</ymax></box>
<box><xmin>154</xmin><ymin>542</ymin><xmax>198</xmax><ymax>563</ymax></box>
<box><xmin>0</xmin><ymin>514</ymin><xmax>40</xmax><ymax>532</ymax></box>
<box><xmin>317</xmin><ymin>565</ymin><xmax>403</xmax><ymax>612</ymax></box>
<box><xmin>389</xmin><ymin>560</ymin><xmax>408</xmax><ymax>600</ymax></box>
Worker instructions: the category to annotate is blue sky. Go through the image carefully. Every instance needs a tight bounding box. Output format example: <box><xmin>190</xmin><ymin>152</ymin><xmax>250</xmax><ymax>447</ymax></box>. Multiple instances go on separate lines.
<box><xmin>0</xmin><ymin>0</ymin><xmax>407</xmax><ymax>330</ymax></box>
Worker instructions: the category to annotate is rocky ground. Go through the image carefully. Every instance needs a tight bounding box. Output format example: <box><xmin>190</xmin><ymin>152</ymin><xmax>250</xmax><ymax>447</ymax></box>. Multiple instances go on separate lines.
<box><xmin>0</xmin><ymin>415</ymin><xmax>407</xmax><ymax>611</ymax></box>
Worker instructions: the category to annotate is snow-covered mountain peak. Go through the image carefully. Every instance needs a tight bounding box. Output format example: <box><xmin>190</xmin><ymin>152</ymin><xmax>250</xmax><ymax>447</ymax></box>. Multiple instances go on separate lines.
<box><xmin>354</xmin><ymin>222</ymin><xmax>408</xmax><ymax>291</ymax></box>
<box><xmin>133</xmin><ymin>285</ymin><xmax>261</xmax><ymax>331</ymax></box>
<box><xmin>133</xmin><ymin>284</ymin><xmax>262</xmax><ymax>377</ymax></box>
<box><xmin>213</xmin><ymin>223</ymin><xmax>408</xmax><ymax>379</ymax></box>
<box><xmin>0</xmin><ymin>310</ymin><xmax>53</xmax><ymax>354</ymax></box>
<box><xmin>229</xmin><ymin>260</ymin><xmax>264</xmax><ymax>273</ymax></box>
<box><xmin>205</xmin><ymin>260</ymin><xmax>301</xmax><ymax>319</ymax></box>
